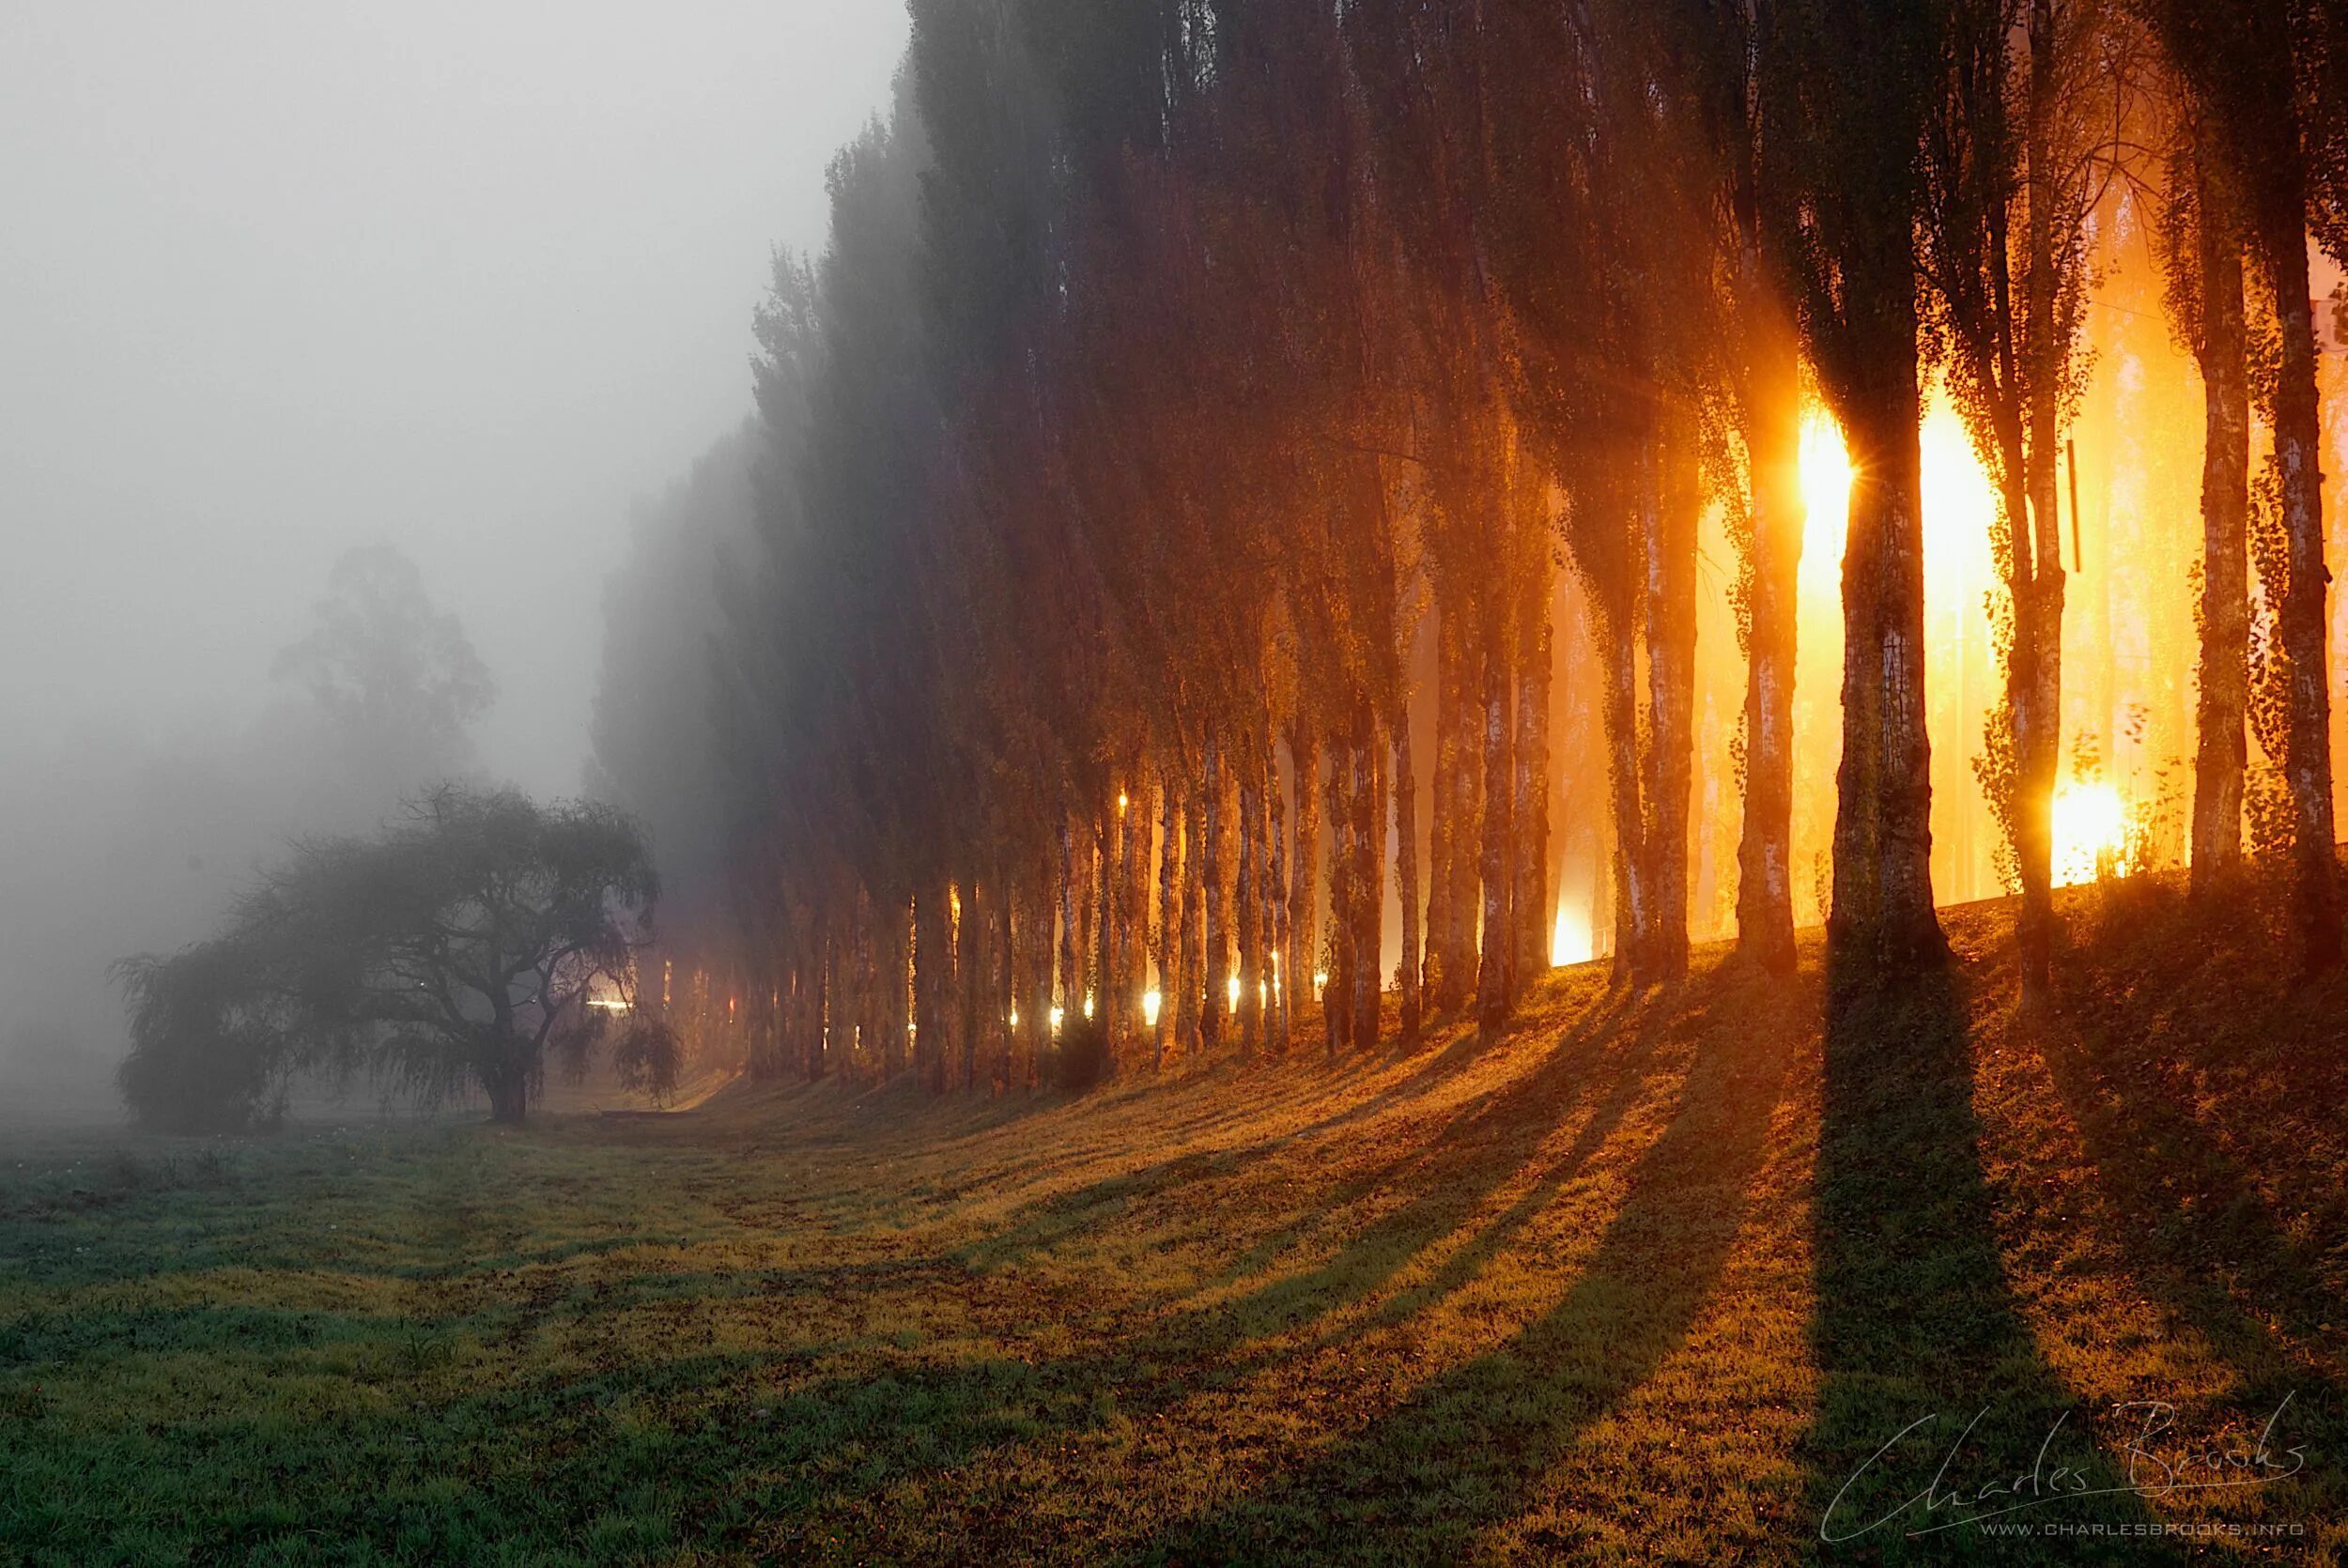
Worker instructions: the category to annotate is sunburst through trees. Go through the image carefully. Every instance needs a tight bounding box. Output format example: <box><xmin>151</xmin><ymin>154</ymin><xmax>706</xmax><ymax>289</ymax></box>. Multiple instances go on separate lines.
<box><xmin>595</xmin><ymin>0</ymin><xmax>2348</xmax><ymax>1084</ymax></box>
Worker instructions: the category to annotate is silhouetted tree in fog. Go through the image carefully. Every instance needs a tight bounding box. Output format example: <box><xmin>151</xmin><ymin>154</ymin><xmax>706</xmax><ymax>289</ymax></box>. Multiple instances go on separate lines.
<box><xmin>116</xmin><ymin>786</ymin><xmax>673</xmax><ymax>1130</ymax></box>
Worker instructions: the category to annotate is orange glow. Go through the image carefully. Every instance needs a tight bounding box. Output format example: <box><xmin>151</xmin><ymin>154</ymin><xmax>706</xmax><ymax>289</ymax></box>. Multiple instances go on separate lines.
<box><xmin>2051</xmin><ymin>781</ymin><xmax>2132</xmax><ymax>887</ymax></box>
<box><xmin>1551</xmin><ymin>900</ymin><xmax>1594</xmax><ymax>968</ymax></box>
<box><xmin>1799</xmin><ymin>407</ymin><xmax>1854</xmax><ymax>556</ymax></box>
<box><xmin>1788</xmin><ymin>388</ymin><xmax>2016</xmax><ymax>916</ymax></box>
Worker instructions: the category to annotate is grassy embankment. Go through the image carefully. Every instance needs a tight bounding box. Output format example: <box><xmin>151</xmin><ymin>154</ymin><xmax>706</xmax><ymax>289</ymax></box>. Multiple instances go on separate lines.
<box><xmin>3</xmin><ymin>865</ymin><xmax>2345</xmax><ymax>1563</ymax></box>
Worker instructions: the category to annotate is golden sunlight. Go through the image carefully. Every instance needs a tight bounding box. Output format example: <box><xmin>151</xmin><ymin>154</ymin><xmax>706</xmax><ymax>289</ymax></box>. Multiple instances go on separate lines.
<box><xmin>2051</xmin><ymin>781</ymin><xmax>2131</xmax><ymax>888</ymax></box>
<box><xmin>1799</xmin><ymin>406</ymin><xmax>1855</xmax><ymax>560</ymax></box>
<box><xmin>1551</xmin><ymin>899</ymin><xmax>1594</xmax><ymax>968</ymax></box>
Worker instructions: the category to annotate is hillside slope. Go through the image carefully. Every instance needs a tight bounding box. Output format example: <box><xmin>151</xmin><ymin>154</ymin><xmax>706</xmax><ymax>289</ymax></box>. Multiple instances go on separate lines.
<box><xmin>3</xmin><ymin>868</ymin><xmax>2343</xmax><ymax>1562</ymax></box>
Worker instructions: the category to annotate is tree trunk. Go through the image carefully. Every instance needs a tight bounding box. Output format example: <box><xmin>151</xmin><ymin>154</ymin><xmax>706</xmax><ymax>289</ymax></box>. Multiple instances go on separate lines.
<box><xmin>1104</xmin><ymin>788</ymin><xmax>1124</xmax><ymax>1055</ymax></box>
<box><xmin>1357</xmin><ymin>710</ymin><xmax>1384</xmax><ymax>1047</ymax></box>
<box><xmin>1598</xmin><ymin>581</ymin><xmax>1645</xmax><ymax>984</ymax></box>
<box><xmin>1237</xmin><ymin>762</ymin><xmax>1261</xmax><ymax>1058</ymax></box>
<box><xmin>1642</xmin><ymin>436</ymin><xmax>1698</xmax><ymax>985</ymax></box>
<box><xmin>1202</xmin><ymin>728</ymin><xmax>1228</xmax><ymax>1053</ymax></box>
<box><xmin>1426</xmin><ymin>604</ymin><xmax>1460</xmax><ymax>1009</ymax></box>
<box><xmin>1736</xmin><ymin>319</ymin><xmax>1804</xmax><ymax>974</ymax></box>
<box><xmin>1439</xmin><ymin>608</ymin><xmax>1484</xmax><ymax>1010</ymax></box>
<box><xmin>1475</xmin><ymin>587</ymin><xmax>1518</xmax><ymax>1041</ymax></box>
<box><xmin>483</xmin><ymin>1053</ymin><xmax>529</xmax><ymax>1125</ymax></box>
<box><xmin>1393</xmin><ymin>713</ymin><xmax>1422</xmax><ymax>1046</ymax></box>
<box><xmin>810</xmin><ymin>922</ymin><xmax>829</xmax><ymax>1081</ymax></box>
<box><xmin>1078</xmin><ymin>827</ymin><xmax>1099</xmax><ymax>1029</ymax></box>
<box><xmin>1327</xmin><ymin>730</ymin><xmax>1355</xmax><ymax>1054</ymax></box>
<box><xmin>1156</xmin><ymin>776</ymin><xmax>1180</xmax><ymax>1066</ymax></box>
<box><xmin>1042</xmin><ymin>852</ymin><xmax>1058</xmax><ymax>1084</ymax></box>
<box><xmin>2010</xmin><ymin>0</ymin><xmax>2069</xmax><ymax>1009</ymax></box>
<box><xmin>818</xmin><ymin>913</ymin><xmax>839</xmax><ymax>1083</ymax></box>
<box><xmin>884</xmin><ymin>896</ymin><xmax>912</xmax><ymax>1081</ymax></box>
<box><xmin>2260</xmin><ymin>200</ymin><xmax>2340</xmax><ymax>970</ymax></box>
<box><xmin>1126</xmin><ymin>764</ymin><xmax>1152</xmax><ymax>1052</ymax></box>
<box><xmin>1180</xmin><ymin>782</ymin><xmax>1204</xmax><ymax>1061</ymax></box>
<box><xmin>1830</xmin><ymin>349</ymin><xmax>1947</xmax><ymax>977</ymax></box>
<box><xmin>956</xmin><ymin>881</ymin><xmax>980</xmax><ymax>1092</ymax></box>
<box><xmin>1000</xmin><ymin>875</ymin><xmax>1019</xmax><ymax>1089</ymax></box>
<box><xmin>1288</xmin><ymin>722</ymin><xmax>1321</xmax><ymax>1040</ymax></box>
<box><xmin>1267</xmin><ymin>730</ymin><xmax>1290</xmax><ymax>1053</ymax></box>
<box><xmin>1090</xmin><ymin>806</ymin><xmax>1112</xmax><ymax>1069</ymax></box>
<box><xmin>1052</xmin><ymin>827</ymin><xmax>1074</xmax><ymax>1070</ymax></box>
<box><xmin>2190</xmin><ymin>139</ymin><xmax>2250</xmax><ymax>895</ymax></box>
<box><xmin>852</xmin><ymin>894</ymin><xmax>874</xmax><ymax>1079</ymax></box>
<box><xmin>1512</xmin><ymin>539</ymin><xmax>1553</xmax><ymax>990</ymax></box>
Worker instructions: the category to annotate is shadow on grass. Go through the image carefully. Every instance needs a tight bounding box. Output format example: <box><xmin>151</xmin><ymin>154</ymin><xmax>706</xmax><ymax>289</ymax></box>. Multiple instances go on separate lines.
<box><xmin>1802</xmin><ymin>968</ymin><xmax>2164</xmax><ymax>1561</ymax></box>
<box><xmin>965</xmin><ymin>988</ymin><xmax>1645</xmax><ymax>1311</ymax></box>
<box><xmin>2025</xmin><ymin>885</ymin><xmax>2348</xmax><ymax>1537</ymax></box>
<box><xmin>2040</xmin><ymin>1017</ymin><xmax>2340</xmax><ymax>1395</ymax></box>
<box><xmin>1133</xmin><ymin>966</ymin><xmax>1794</xmax><ymax>1561</ymax></box>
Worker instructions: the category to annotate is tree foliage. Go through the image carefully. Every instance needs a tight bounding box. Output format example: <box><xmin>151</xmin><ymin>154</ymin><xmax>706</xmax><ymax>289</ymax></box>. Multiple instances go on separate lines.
<box><xmin>592</xmin><ymin>0</ymin><xmax>2347</xmax><ymax>1097</ymax></box>
<box><xmin>116</xmin><ymin>786</ymin><xmax>673</xmax><ymax>1130</ymax></box>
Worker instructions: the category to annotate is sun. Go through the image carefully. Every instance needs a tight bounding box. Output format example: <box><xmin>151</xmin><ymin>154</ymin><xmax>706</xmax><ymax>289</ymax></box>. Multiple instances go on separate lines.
<box><xmin>1551</xmin><ymin>899</ymin><xmax>1595</xmax><ymax>968</ymax></box>
<box><xmin>1800</xmin><ymin>406</ymin><xmax>1855</xmax><ymax>559</ymax></box>
<box><xmin>2051</xmin><ymin>781</ymin><xmax>2131</xmax><ymax>887</ymax></box>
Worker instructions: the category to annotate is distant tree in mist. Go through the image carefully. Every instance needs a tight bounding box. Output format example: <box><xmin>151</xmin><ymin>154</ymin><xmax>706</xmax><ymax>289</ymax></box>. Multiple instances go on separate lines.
<box><xmin>116</xmin><ymin>785</ymin><xmax>673</xmax><ymax>1130</ymax></box>
<box><xmin>272</xmin><ymin>544</ymin><xmax>495</xmax><ymax>782</ymax></box>
<box><xmin>0</xmin><ymin>548</ymin><xmax>506</xmax><ymax>1107</ymax></box>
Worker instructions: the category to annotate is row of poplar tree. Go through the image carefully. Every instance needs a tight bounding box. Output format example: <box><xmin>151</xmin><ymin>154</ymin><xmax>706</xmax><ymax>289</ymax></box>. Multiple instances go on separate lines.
<box><xmin>593</xmin><ymin>0</ymin><xmax>2348</xmax><ymax>1091</ymax></box>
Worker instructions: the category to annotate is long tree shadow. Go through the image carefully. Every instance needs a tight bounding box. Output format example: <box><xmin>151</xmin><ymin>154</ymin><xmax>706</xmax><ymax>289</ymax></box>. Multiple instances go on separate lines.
<box><xmin>864</xmin><ymin>986</ymin><xmax>1675</xmax><ymax>1483</ymax></box>
<box><xmin>2023</xmin><ymin>916</ymin><xmax>2348</xmax><ymax>1539</ymax></box>
<box><xmin>2039</xmin><ymin>1017</ymin><xmax>2342</xmax><ymax>1390</ymax></box>
<box><xmin>964</xmin><ymin>988</ymin><xmax>1643</xmax><ymax>1293</ymax></box>
<box><xmin>1803</xmin><ymin>967</ymin><xmax>2165</xmax><ymax>1561</ymax></box>
<box><xmin>1134</xmin><ymin>965</ymin><xmax>1797</xmax><ymax>1562</ymax></box>
<box><xmin>1197</xmin><ymin>989</ymin><xmax>1659</xmax><ymax>1341</ymax></box>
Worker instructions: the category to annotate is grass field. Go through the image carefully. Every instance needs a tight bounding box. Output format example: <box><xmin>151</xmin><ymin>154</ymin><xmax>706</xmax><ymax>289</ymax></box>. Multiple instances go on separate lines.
<box><xmin>4</xmin><ymin>869</ymin><xmax>2346</xmax><ymax>1563</ymax></box>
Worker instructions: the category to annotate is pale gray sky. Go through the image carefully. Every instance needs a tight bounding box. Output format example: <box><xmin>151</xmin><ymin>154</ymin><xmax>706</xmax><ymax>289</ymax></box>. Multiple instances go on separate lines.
<box><xmin>0</xmin><ymin>0</ymin><xmax>907</xmax><ymax>792</ymax></box>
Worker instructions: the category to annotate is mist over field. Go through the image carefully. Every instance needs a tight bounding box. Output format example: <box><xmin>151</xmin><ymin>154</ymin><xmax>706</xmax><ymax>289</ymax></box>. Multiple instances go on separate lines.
<box><xmin>0</xmin><ymin>2</ymin><xmax>907</xmax><ymax>1119</ymax></box>
<box><xmin>8</xmin><ymin>2</ymin><xmax>2348</xmax><ymax>1560</ymax></box>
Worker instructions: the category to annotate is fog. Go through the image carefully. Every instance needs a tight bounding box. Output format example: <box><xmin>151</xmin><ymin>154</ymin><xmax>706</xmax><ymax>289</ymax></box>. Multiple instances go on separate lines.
<box><xmin>0</xmin><ymin>2</ymin><xmax>907</xmax><ymax>1115</ymax></box>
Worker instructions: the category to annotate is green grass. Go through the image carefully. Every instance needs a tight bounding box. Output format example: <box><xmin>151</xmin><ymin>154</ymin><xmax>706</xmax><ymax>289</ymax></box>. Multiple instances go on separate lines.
<box><xmin>3</xmin><ymin>869</ymin><xmax>2344</xmax><ymax>1563</ymax></box>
